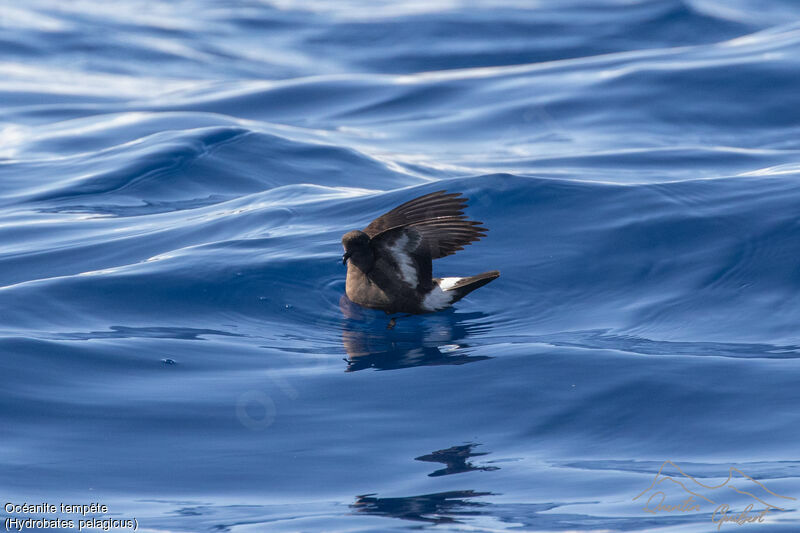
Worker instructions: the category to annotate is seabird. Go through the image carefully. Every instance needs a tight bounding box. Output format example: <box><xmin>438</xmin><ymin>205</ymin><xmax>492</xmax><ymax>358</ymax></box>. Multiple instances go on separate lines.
<box><xmin>341</xmin><ymin>190</ymin><xmax>499</xmax><ymax>314</ymax></box>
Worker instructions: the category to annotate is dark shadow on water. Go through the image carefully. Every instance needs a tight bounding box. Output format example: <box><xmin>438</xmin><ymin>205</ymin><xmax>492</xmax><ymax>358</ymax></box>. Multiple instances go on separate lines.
<box><xmin>144</xmin><ymin>495</ymin><xmax>728</xmax><ymax>532</ymax></box>
<box><xmin>348</xmin><ymin>446</ymin><xmax>720</xmax><ymax>530</ymax></box>
<box><xmin>350</xmin><ymin>490</ymin><xmax>493</xmax><ymax>524</ymax></box>
<box><xmin>415</xmin><ymin>443</ymin><xmax>500</xmax><ymax>477</ymax></box>
<box><xmin>339</xmin><ymin>295</ymin><xmax>492</xmax><ymax>372</ymax></box>
<box><xmin>349</xmin><ymin>492</ymin><xmax>716</xmax><ymax>530</ymax></box>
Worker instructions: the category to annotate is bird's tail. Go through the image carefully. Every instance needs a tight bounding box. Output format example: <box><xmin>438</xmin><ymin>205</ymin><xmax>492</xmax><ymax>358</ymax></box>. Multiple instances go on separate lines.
<box><xmin>444</xmin><ymin>270</ymin><xmax>500</xmax><ymax>303</ymax></box>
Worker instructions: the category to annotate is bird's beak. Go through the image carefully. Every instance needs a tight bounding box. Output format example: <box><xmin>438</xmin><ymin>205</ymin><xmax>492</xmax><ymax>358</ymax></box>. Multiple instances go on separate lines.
<box><xmin>342</xmin><ymin>251</ymin><xmax>352</xmax><ymax>265</ymax></box>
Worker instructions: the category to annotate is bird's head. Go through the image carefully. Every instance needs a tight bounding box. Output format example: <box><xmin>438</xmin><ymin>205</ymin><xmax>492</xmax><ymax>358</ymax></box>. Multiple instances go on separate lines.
<box><xmin>341</xmin><ymin>230</ymin><xmax>372</xmax><ymax>268</ymax></box>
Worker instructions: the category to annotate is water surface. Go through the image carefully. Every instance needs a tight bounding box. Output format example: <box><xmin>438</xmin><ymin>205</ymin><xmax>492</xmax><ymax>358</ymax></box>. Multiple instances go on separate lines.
<box><xmin>2</xmin><ymin>1</ymin><xmax>800</xmax><ymax>531</ymax></box>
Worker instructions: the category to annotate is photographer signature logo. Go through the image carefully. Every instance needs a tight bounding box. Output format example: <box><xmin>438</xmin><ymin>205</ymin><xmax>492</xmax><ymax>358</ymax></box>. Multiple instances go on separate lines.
<box><xmin>633</xmin><ymin>460</ymin><xmax>795</xmax><ymax>529</ymax></box>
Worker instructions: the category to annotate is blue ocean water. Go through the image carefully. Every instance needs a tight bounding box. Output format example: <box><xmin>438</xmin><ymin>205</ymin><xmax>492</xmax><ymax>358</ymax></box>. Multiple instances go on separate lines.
<box><xmin>2</xmin><ymin>0</ymin><xmax>800</xmax><ymax>531</ymax></box>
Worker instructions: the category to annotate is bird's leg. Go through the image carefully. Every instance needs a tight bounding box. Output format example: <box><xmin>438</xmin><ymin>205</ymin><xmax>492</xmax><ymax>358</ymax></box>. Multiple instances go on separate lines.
<box><xmin>386</xmin><ymin>313</ymin><xmax>415</xmax><ymax>330</ymax></box>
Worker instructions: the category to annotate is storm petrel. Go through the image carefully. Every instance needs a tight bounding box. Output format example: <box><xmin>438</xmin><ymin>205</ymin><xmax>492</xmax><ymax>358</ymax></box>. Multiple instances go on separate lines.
<box><xmin>341</xmin><ymin>190</ymin><xmax>499</xmax><ymax>314</ymax></box>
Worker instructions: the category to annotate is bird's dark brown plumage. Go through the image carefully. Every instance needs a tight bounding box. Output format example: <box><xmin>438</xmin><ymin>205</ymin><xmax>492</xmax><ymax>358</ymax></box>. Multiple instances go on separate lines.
<box><xmin>342</xmin><ymin>190</ymin><xmax>499</xmax><ymax>314</ymax></box>
<box><xmin>363</xmin><ymin>190</ymin><xmax>488</xmax><ymax>259</ymax></box>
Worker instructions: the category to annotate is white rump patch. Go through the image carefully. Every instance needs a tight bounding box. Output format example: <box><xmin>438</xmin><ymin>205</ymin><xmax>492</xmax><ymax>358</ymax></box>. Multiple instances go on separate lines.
<box><xmin>389</xmin><ymin>233</ymin><xmax>418</xmax><ymax>288</ymax></box>
<box><xmin>422</xmin><ymin>277</ymin><xmax>462</xmax><ymax>311</ymax></box>
<box><xmin>438</xmin><ymin>277</ymin><xmax>462</xmax><ymax>290</ymax></box>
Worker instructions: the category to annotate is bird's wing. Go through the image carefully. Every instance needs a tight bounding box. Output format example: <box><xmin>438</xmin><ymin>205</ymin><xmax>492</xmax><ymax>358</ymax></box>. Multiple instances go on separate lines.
<box><xmin>365</xmin><ymin>191</ymin><xmax>488</xmax><ymax>259</ymax></box>
<box><xmin>405</xmin><ymin>216</ymin><xmax>487</xmax><ymax>259</ymax></box>
<box><xmin>363</xmin><ymin>190</ymin><xmax>468</xmax><ymax>238</ymax></box>
<box><xmin>370</xmin><ymin>226</ymin><xmax>432</xmax><ymax>291</ymax></box>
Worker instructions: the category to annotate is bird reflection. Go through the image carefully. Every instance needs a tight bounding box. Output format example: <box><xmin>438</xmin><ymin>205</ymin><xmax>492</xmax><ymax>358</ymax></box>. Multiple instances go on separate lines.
<box><xmin>339</xmin><ymin>295</ymin><xmax>492</xmax><ymax>372</ymax></box>
<box><xmin>415</xmin><ymin>443</ymin><xmax>500</xmax><ymax>477</ymax></box>
<box><xmin>350</xmin><ymin>490</ymin><xmax>492</xmax><ymax>524</ymax></box>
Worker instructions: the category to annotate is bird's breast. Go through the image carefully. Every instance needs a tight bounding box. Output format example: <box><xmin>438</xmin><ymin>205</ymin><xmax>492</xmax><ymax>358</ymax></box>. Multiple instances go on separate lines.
<box><xmin>345</xmin><ymin>265</ymin><xmax>391</xmax><ymax>309</ymax></box>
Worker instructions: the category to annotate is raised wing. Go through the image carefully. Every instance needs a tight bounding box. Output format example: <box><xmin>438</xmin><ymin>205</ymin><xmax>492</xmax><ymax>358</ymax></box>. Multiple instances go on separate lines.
<box><xmin>406</xmin><ymin>216</ymin><xmax>487</xmax><ymax>259</ymax></box>
<box><xmin>365</xmin><ymin>190</ymin><xmax>488</xmax><ymax>260</ymax></box>
<box><xmin>363</xmin><ymin>190</ymin><xmax>468</xmax><ymax>237</ymax></box>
